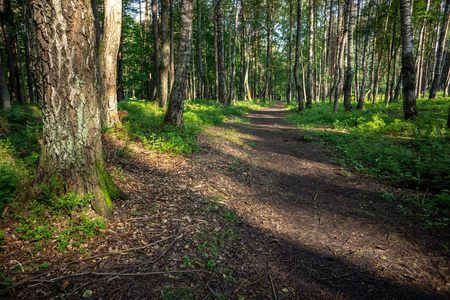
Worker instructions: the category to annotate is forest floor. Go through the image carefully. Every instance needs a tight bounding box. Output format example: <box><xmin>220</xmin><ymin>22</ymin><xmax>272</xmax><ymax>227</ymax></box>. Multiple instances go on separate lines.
<box><xmin>2</xmin><ymin>102</ymin><xmax>449</xmax><ymax>299</ymax></box>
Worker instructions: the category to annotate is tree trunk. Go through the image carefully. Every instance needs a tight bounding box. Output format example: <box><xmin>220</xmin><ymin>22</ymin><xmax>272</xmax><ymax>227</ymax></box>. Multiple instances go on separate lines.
<box><xmin>196</xmin><ymin>0</ymin><xmax>209</xmax><ymax>100</ymax></box>
<box><xmin>213</xmin><ymin>0</ymin><xmax>219</xmax><ymax>101</ymax></box>
<box><xmin>306</xmin><ymin>0</ymin><xmax>314</xmax><ymax>108</ymax></box>
<box><xmin>343</xmin><ymin>0</ymin><xmax>354</xmax><ymax>112</ymax></box>
<box><xmin>170</xmin><ymin>0</ymin><xmax>175</xmax><ymax>92</ymax></box>
<box><xmin>24</xmin><ymin>36</ymin><xmax>36</xmax><ymax>103</ymax></box>
<box><xmin>294</xmin><ymin>0</ymin><xmax>304</xmax><ymax>111</ymax></box>
<box><xmin>400</xmin><ymin>0</ymin><xmax>418</xmax><ymax>119</ymax></box>
<box><xmin>357</xmin><ymin>0</ymin><xmax>374</xmax><ymax>110</ymax></box>
<box><xmin>287</xmin><ymin>0</ymin><xmax>293</xmax><ymax>103</ymax></box>
<box><xmin>100</xmin><ymin>0</ymin><xmax>122</xmax><ymax>128</ymax></box>
<box><xmin>152</xmin><ymin>0</ymin><xmax>160</xmax><ymax>104</ymax></box>
<box><xmin>429</xmin><ymin>0</ymin><xmax>450</xmax><ymax>99</ymax></box>
<box><xmin>117</xmin><ymin>34</ymin><xmax>124</xmax><ymax>102</ymax></box>
<box><xmin>91</xmin><ymin>0</ymin><xmax>102</xmax><ymax>50</ymax></box>
<box><xmin>164</xmin><ymin>0</ymin><xmax>194</xmax><ymax>126</ymax></box>
<box><xmin>0</xmin><ymin>54</ymin><xmax>11</xmax><ymax>110</ymax></box>
<box><xmin>159</xmin><ymin>0</ymin><xmax>170</xmax><ymax>106</ymax></box>
<box><xmin>228</xmin><ymin>0</ymin><xmax>240</xmax><ymax>105</ymax></box>
<box><xmin>415</xmin><ymin>0</ymin><xmax>431</xmax><ymax>97</ymax></box>
<box><xmin>24</xmin><ymin>0</ymin><xmax>126</xmax><ymax>218</ymax></box>
<box><xmin>333</xmin><ymin>0</ymin><xmax>347</xmax><ymax>113</ymax></box>
<box><xmin>216</xmin><ymin>0</ymin><xmax>227</xmax><ymax>106</ymax></box>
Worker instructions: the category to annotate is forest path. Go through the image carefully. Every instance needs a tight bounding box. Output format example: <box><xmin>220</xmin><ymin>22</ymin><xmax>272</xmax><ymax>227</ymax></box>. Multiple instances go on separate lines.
<box><xmin>10</xmin><ymin>102</ymin><xmax>448</xmax><ymax>299</ymax></box>
<box><xmin>192</xmin><ymin>101</ymin><xmax>449</xmax><ymax>299</ymax></box>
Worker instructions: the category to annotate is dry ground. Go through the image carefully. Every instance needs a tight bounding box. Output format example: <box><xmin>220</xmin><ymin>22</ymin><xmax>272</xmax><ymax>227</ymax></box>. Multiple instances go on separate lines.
<box><xmin>1</xmin><ymin>102</ymin><xmax>449</xmax><ymax>299</ymax></box>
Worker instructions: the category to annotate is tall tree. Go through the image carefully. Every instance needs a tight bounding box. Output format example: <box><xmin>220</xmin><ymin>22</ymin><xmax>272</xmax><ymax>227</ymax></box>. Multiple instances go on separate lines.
<box><xmin>263</xmin><ymin>0</ymin><xmax>274</xmax><ymax>103</ymax></box>
<box><xmin>228</xmin><ymin>0</ymin><xmax>240</xmax><ymax>105</ymax></box>
<box><xmin>152</xmin><ymin>0</ymin><xmax>160</xmax><ymax>104</ymax></box>
<box><xmin>196</xmin><ymin>0</ymin><xmax>209</xmax><ymax>100</ymax></box>
<box><xmin>429</xmin><ymin>0</ymin><xmax>450</xmax><ymax>99</ymax></box>
<box><xmin>216</xmin><ymin>0</ymin><xmax>227</xmax><ymax>106</ymax></box>
<box><xmin>159</xmin><ymin>0</ymin><xmax>170</xmax><ymax>106</ymax></box>
<box><xmin>164</xmin><ymin>0</ymin><xmax>194</xmax><ymax>126</ymax></box>
<box><xmin>0</xmin><ymin>54</ymin><xmax>11</xmax><ymax>110</ymax></box>
<box><xmin>286</xmin><ymin>0</ymin><xmax>293</xmax><ymax>103</ymax></box>
<box><xmin>343</xmin><ymin>0</ymin><xmax>354</xmax><ymax>111</ymax></box>
<box><xmin>306</xmin><ymin>0</ymin><xmax>314</xmax><ymax>108</ymax></box>
<box><xmin>294</xmin><ymin>0</ymin><xmax>304</xmax><ymax>111</ymax></box>
<box><xmin>24</xmin><ymin>0</ymin><xmax>126</xmax><ymax>217</ymax></box>
<box><xmin>100</xmin><ymin>0</ymin><xmax>123</xmax><ymax>128</ymax></box>
<box><xmin>357</xmin><ymin>0</ymin><xmax>374</xmax><ymax>110</ymax></box>
<box><xmin>400</xmin><ymin>0</ymin><xmax>418</xmax><ymax>119</ymax></box>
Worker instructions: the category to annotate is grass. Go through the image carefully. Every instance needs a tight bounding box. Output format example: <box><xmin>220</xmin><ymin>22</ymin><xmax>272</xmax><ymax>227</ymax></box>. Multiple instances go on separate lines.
<box><xmin>285</xmin><ymin>95</ymin><xmax>450</xmax><ymax>218</ymax></box>
<box><xmin>117</xmin><ymin>98</ymin><xmax>269</xmax><ymax>154</ymax></box>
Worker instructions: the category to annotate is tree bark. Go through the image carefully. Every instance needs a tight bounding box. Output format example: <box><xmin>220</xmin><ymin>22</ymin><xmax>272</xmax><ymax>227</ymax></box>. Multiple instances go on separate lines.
<box><xmin>170</xmin><ymin>0</ymin><xmax>175</xmax><ymax>92</ymax></box>
<box><xmin>164</xmin><ymin>0</ymin><xmax>194</xmax><ymax>126</ymax></box>
<box><xmin>159</xmin><ymin>0</ymin><xmax>170</xmax><ymax>106</ymax></box>
<box><xmin>343</xmin><ymin>0</ymin><xmax>354</xmax><ymax>112</ymax></box>
<box><xmin>152</xmin><ymin>0</ymin><xmax>160</xmax><ymax>104</ymax></box>
<box><xmin>287</xmin><ymin>0</ymin><xmax>293</xmax><ymax>103</ymax></box>
<box><xmin>24</xmin><ymin>0</ymin><xmax>126</xmax><ymax>218</ymax></box>
<box><xmin>228</xmin><ymin>0</ymin><xmax>240</xmax><ymax>105</ymax></box>
<box><xmin>117</xmin><ymin>34</ymin><xmax>124</xmax><ymax>102</ymax></box>
<box><xmin>216</xmin><ymin>0</ymin><xmax>227</xmax><ymax>106</ymax></box>
<box><xmin>429</xmin><ymin>0</ymin><xmax>450</xmax><ymax>99</ymax></box>
<box><xmin>294</xmin><ymin>0</ymin><xmax>304</xmax><ymax>111</ymax></box>
<box><xmin>100</xmin><ymin>0</ymin><xmax>122</xmax><ymax>128</ymax></box>
<box><xmin>400</xmin><ymin>0</ymin><xmax>418</xmax><ymax>119</ymax></box>
<box><xmin>306</xmin><ymin>0</ymin><xmax>314</xmax><ymax>108</ymax></box>
<box><xmin>0</xmin><ymin>54</ymin><xmax>11</xmax><ymax>110</ymax></box>
<box><xmin>196</xmin><ymin>0</ymin><xmax>209</xmax><ymax>100</ymax></box>
<box><xmin>357</xmin><ymin>0</ymin><xmax>374</xmax><ymax>110</ymax></box>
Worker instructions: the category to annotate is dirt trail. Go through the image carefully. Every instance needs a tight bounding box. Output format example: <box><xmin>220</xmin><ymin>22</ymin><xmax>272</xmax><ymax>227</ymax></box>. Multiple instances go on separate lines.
<box><xmin>6</xmin><ymin>102</ymin><xmax>449</xmax><ymax>299</ymax></box>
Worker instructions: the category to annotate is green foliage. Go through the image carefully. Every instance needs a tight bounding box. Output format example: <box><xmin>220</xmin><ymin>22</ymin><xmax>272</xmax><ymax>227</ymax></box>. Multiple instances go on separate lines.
<box><xmin>286</xmin><ymin>97</ymin><xmax>450</xmax><ymax>210</ymax></box>
<box><xmin>118</xmin><ymin>99</ymin><xmax>268</xmax><ymax>154</ymax></box>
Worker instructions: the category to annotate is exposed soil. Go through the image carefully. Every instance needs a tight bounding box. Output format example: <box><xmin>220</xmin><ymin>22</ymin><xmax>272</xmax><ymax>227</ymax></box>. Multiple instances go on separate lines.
<box><xmin>1</xmin><ymin>102</ymin><xmax>449</xmax><ymax>299</ymax></box>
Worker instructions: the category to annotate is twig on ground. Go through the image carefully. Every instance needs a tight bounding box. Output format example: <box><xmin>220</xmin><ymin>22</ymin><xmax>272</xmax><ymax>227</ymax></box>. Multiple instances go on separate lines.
<box><xmin>269</xmin><ymin>273</ymin><xmax>278</xmax><ymax>300</ymax></box>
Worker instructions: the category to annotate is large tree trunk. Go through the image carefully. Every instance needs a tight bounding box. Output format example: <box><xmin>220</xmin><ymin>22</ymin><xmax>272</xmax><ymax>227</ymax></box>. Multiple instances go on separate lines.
<box><xmin>216</xmin><ymin>0</ymin><xmax>227</xmax><ymax>106</ymax></box>
<box><xmin>343</xmin><ymin>0</ymin><xmax>354</xmax><ymax>112</ymax></box>
<box><xmin>24</xmin><ymin>0</ymin><xmax>126</xmax><ymax>218</ymax></box>
<box><xmin>100</xmin><ymin>0</ymin><xmax>122</xmax><ymax>128</ymax></box>
<box><xmin>0</xmin><ymin>54</ymin><xmax>11</xmax><ymax>110</ymax></box>
<box><xmin>164</xmin><ymin>0</ymin><xmax>194</xmax><ymax>126</ymax></box>
<box><xmin>429</xmin><ymin>0</ymin><xmax>450</xmax><ymax>99</ymax></box>
<box><xmin>400</xmin><ymin>0</ymin><xmax>418</xmax><ymax>119</ymax></box>
<box><xmin>159</xmin><ymin>0</ymin><xmax>170</xmax><ymax>106</ymax></box>
<box><xmin>294</xmin><ymin>0</ymin><xmax>304</xmax><ymax>111</ymax></box>
<box><xmin>306</xmin><ymin>0</ymin><xmax>314</xmax><ymax>108</ymax></box>
<box><xmin>357</xmin><ymin>0</ymin><xmax>374</xmax><ymax>110</ymax></box>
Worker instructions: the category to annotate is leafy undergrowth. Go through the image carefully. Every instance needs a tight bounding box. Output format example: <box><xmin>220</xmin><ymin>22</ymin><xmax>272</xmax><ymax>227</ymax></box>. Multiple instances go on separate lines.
<box><xmin>286</xmin><ymin>96</ymin><xmax>450</xmax><ymax>224</ymax></box>
<box><xmin>116</xmin><ymin>98</ymin><xmax>269</xmax><ymax>154</ymax></box>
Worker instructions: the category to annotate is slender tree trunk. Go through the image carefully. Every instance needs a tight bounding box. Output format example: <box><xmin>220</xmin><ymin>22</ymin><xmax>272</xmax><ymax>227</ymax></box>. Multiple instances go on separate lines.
<box><xmin>24</xmin><ymin>36</ymin><xmax>35</xmax><ymax>103</ymax></box>
<box><xmin>343</xmin><ymin>0</ymin><xmax>354</xmax><ymax>111</ymax></box>
<box><xmin>228</xmin><ymin>0</ymin><xmax>240</xmax><ymax>105</ymax></box>
<box><xmin>117</xmin><ymin>39</ymin><xmax>124</xmax><ymax>102</ymax></box>
<box><xmin>170</xmin><ymin>0</ymin><xmax>175</xmax><ymax>92</ymax></box>
<box><xmin>333</xmin><ymin>0</ymin><xmax>347</xmax><ymax>113</ymax></box>
<box><xmin>24</xmin><ymin>0</ymin><xmax>126</xmax><ymax>218</ymax></box>
<box><xmin>0</xmin><ymin>54</ymin><xmax>11</xmax><ymax>110</ymax></box>
<box><xmin>164</xmin><ymin>0</ymin><xmax>194</xmax><ymax>126</ymax></box>
<box><xmin>429</xmin><ymin>0</ymin><xmax>450</xmax><ymax>99</ymax></box>
<box><xmin>294</xmin><ymin>0</ymin><xmax>304</xmax><ymax>111</ymax></box>
<box><xmin>159</xmin><ymin>0</ymin><xmax>170</xmax><ymax>106</ymax></box>
<box><xmin>287</xmin><ymin>0</ymin><xmax>293</xmax><ymax>103</ymax></box>
<box><xmin>354</xmin><ymin>0</ymin><xmax>361</xmax><ymax>103</ymax></box>
<box><xmin>216</xmin><ymin>0</ymin><xmax>227</xmax><ymax>106</ymax></box>
<box><xmin>100</xmin><ymin>0</ymin><xmax>122</xmax><ymax>128</ymax></box>
<box><xmin>152</xmin><ymin>0</ymin><xmax>160</xmax><ymax>103</ymax></box>
<box><xmin>263</xmin><ymin>0</ymin><xmax>273</xmax><ymax>103</ymax></box>
<box><xmin>357</xmin><ymin>0</ymin><xmax>373</xmax><ymax>110</ymax></box>
<box><xmin>415</xmin><ymin>0</ymin><xmax>431</xmax><ymax>97</ymax></box>
<box><xmin>306</xmin><ymin>0</ymin><xmax>314</xmax><ymax>108</ymax></box>
<box><xmin>196</xmin><ymin>0</ymin><xmax>209</xmax><ymax>100</ymax></box>
<box><xmin>400</xmin><ymin>0</ymin><xmax>418</xmax><ymax>119</ymax></box>
<box><xmin>139</xmin><ymin>0</ymin><xmax>145</xmax><ymax>99</ymax></box>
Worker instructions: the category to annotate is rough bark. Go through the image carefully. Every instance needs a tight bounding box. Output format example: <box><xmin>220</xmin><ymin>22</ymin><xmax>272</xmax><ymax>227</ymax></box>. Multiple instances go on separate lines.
<box><xmin>0</xmin><ymin>54</ymin><xmax>11</xmax><ymax>110</ymax></box>
<box><xmin>343</xmin><ymin>0</ymin><xmax>354</xmax><ymax>112</ymax></box>
<box><xmin>91</xmin><ymin>0</ymin><xmax>101</xmax><ymax>50</ymax></box>
<box><xmin>24</xmin><ymin>0</ymin><xmax>126</xmax><ymax>218</ymax></box>
<box><xmin>294</xmin><ymin>0</ymin><xmax>304</xmax><ymax>111</ymax></box>
<box><xmin>306</xmin><ymin>0</ymin><xmax>313</xmax><ymax>108</ymax></box>
<box><xmin>216</xmin><ymin>0</ymin><xmax>227</xmax><ymax>106</ymax></box>
<box><xmin>429</xmin><ymin>0</ymin><xmax>450</xmax><ymax>99</ymax></box>
<box><xmin>357</xmin><ymin>0</ymin><xmax>374</xmax><ymax>110</ymax></box>
<box><xmin>159</xmin><ymin>0</ymin><xmax>170</xmax><ymax>106</ymax></box>
<box><xmin>100</xmin><ymin>0</ymin><xmax>122</xmax><ymax>128</ymax></box>
<box><xmin>117</xmin><ymin>34</ymin><xmax>124</xmax><ymax>102</ymax></box>
<box><xmin>400</xmin><ymin>0</ymin><xmax>418</xmax><ymax>119</ymax></box>
<box><xmin>164</xmin><ymin>0</ymin><xmax>194</xmax><ymax>126</ymax></box>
